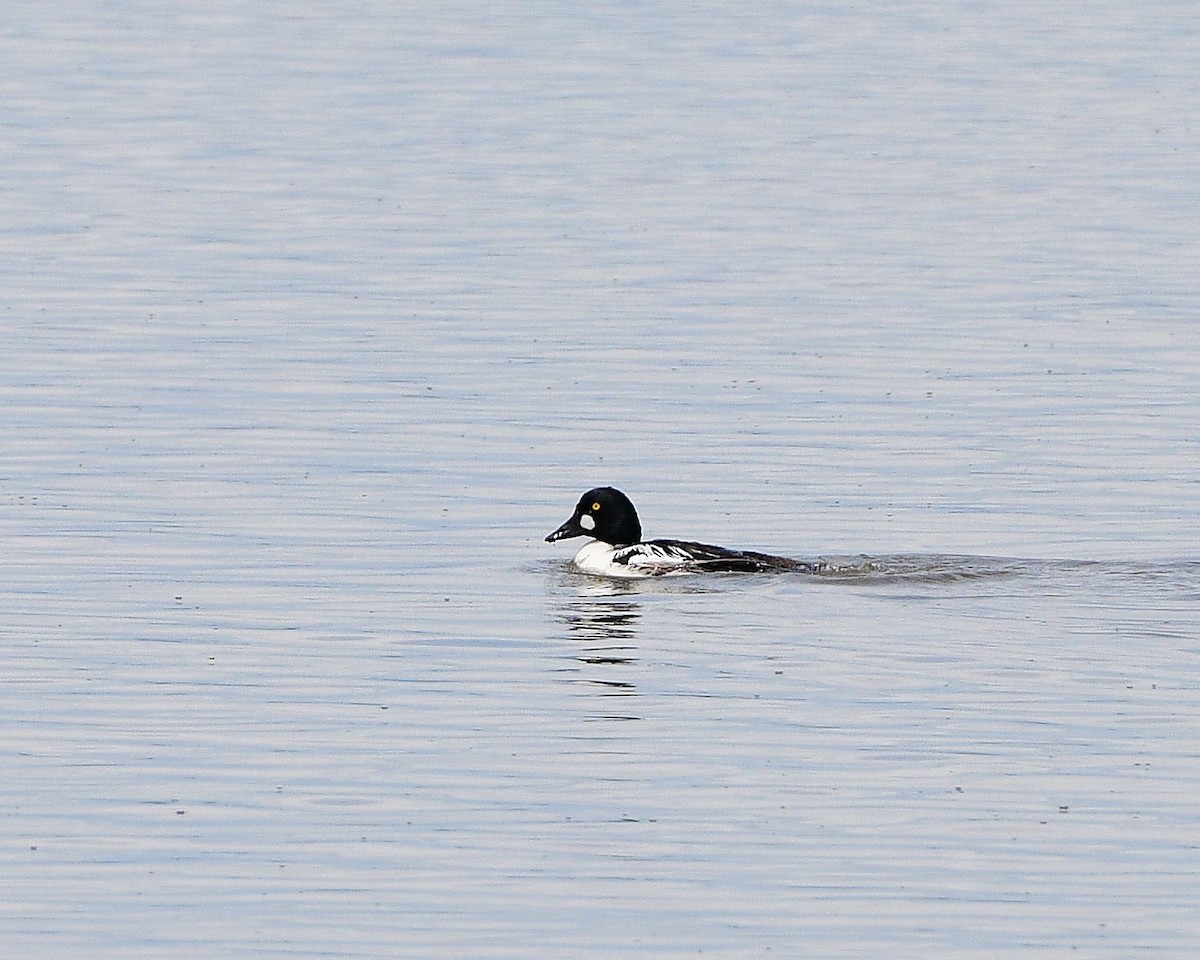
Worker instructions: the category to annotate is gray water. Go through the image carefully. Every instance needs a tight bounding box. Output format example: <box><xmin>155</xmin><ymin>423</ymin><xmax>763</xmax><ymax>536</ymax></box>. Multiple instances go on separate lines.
<box><xmin>3</xmin><ymin>2</ymin><xmax>1199</xmax><ymax>958</ymax></box>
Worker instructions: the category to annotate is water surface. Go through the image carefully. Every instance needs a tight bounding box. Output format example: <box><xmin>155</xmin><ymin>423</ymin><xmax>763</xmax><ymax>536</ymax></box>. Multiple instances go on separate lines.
<box><xmin>2</xmin><ymin>2</ymin><xmax>1199</xmax><ymax>958</ymax></box>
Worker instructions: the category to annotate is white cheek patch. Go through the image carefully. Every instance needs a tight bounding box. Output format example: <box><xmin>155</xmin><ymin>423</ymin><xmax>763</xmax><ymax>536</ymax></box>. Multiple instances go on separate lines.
<box><xmin>579</xmin><ymin>513</ymin><xmax>596</xmax><ymax>531</ymax></box>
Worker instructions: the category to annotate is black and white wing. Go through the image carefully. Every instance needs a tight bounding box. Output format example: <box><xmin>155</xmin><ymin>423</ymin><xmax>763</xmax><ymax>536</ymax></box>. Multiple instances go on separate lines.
<box><xmin>614</xmin><ymin>540</ymin><xmax>810</xmax><ymax>576</ymax></box>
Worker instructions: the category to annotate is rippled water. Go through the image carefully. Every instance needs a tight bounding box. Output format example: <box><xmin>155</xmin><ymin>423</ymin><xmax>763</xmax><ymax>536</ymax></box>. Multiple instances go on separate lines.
<box><xmin>3</xmin><ymin>2</ymin><xmax>1199</xmax><ymax>958</ymax></box>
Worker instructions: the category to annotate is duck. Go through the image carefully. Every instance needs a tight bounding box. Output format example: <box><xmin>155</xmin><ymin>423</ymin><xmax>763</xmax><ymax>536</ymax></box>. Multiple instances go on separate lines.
<box><xmin>545</xmin><ymin>486</ymin><xmax>818</xmax><ymax>578</ymax></box>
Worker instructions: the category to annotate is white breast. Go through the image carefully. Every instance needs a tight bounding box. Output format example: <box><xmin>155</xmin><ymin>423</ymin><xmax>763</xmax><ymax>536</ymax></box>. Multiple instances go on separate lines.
<box><xmin>571</xmin><ymin>540</ymin><xmax>695</xmax><ymax>578</ymax></box>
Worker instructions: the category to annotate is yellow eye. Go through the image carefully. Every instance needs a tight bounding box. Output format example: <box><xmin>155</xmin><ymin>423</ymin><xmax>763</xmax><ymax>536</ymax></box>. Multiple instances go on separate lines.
<box><xmin>591</xmin><ymin>502</ymin><xmax>601</xmax><ymax>511</ymax></box>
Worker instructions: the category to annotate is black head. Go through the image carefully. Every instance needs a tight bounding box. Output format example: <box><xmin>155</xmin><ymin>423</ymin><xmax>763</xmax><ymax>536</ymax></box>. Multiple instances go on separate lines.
<box><xmin>545</xmin><ymin>486</ymin><xmax>643</xmax><ymax>547</ymax></box>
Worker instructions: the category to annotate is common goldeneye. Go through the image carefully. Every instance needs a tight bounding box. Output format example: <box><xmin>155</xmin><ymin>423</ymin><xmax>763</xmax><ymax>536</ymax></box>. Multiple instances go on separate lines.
<box><xmin>545</xmin><ymin>486</ymin><xmax>817</xmax><ymax>578</ymax></box>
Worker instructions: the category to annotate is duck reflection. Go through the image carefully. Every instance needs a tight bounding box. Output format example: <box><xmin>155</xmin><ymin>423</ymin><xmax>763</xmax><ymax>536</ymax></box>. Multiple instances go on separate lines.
<box><xmin>550</xmin><ymin>579</ymin><xmax>642</xmax><ymax>709</ymax></box>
